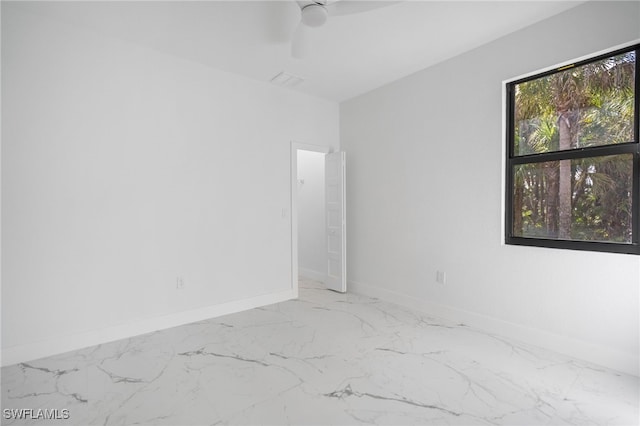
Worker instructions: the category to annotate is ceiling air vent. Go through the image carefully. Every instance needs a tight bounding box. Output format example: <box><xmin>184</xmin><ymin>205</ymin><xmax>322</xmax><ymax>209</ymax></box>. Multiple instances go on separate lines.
<box><xmin>270</xmin><ymin>71</ymin><xmax>305</xmax><ymax>88</ymax></box>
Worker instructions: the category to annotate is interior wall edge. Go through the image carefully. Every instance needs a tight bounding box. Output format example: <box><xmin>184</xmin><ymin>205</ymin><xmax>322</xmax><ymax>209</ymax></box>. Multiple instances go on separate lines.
<box><xmin>0</xmin><ymin>289</ymin><xmax>295</xmax><ymax>368</ymax></box>
<box><xmin>348</xmin><ymin>280</ymin><xmax>639</xmax><ymax>377</ymax></box>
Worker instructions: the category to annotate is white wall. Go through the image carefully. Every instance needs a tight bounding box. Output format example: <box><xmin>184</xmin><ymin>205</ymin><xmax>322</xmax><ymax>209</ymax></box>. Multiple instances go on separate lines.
<box><xmin>1</xmin><ymin>5</ymin><xmax>338</xmax><ymax>365</ymax></box>
<box><xmin>297</xmin><ymin>150</ymin><xmax>326</xmax><ymax>280</ymax></box>
<box><xmin>341</xmin><ymin>1</ymin><xmax>640</xmax><ymax>376</ymax></box>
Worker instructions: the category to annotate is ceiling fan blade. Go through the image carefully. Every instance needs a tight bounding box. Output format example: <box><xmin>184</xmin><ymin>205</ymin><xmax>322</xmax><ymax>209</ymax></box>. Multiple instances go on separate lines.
<box><xmin>326</xmin><ymin>0</ymin><xmax>401</xmax><ymax>17</ymax></box>
<box><xmin>291</xmin><ymin>23</ymin><xmax>310</xmax><ymax>59</ymax></box>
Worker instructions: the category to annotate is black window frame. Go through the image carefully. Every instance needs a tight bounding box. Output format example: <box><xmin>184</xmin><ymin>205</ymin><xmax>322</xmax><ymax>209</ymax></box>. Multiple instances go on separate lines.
<box><xmin>505</xmin><ymin>44</ymin><xmax>640</xmax><ymax>255</ymax></box>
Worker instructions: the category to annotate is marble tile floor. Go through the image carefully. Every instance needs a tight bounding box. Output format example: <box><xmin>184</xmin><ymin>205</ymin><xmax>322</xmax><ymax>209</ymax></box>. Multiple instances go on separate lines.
<box><xmin>1</xmin><ymin>278</ymin><xmax>638</xmax><ymax>426</ymax></box>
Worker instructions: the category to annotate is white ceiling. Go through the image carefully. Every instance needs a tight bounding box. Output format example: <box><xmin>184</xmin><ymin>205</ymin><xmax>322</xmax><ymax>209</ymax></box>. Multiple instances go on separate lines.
<box><xmin>14</xmin><ymin>0</ymin><xmax>586</xmax><ymax>102</ymax></box>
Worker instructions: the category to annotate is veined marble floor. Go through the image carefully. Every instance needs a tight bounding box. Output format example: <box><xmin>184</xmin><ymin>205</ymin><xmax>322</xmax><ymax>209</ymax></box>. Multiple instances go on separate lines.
<box><xmin>2</xmin><ymin>278</ymin><xmax>638</xmax><ymax>426</ymax></box>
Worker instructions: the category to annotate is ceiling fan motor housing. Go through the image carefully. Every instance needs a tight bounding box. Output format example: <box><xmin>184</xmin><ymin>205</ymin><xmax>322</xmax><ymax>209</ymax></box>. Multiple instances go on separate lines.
<box><xmin>301</xmin><ymin>3</ymin><xmax>328</xmax><ymax>27</ymax></box>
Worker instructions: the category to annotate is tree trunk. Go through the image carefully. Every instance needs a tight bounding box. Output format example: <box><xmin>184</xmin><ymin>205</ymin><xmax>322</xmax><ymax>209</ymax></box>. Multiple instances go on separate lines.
<box><xmin>514</xmin><ymin>173</ymin><xmax>523</xmax><ymax>236</ymax></box>
<box><xmin>558</xmin><ymin>112</ymin><xmax>572</xmax><ymax>239</ymax></box>
<box><xmin>546</xmin><ymin>164</ymin><xmax>559</xmax><ymax>238</ymax></box>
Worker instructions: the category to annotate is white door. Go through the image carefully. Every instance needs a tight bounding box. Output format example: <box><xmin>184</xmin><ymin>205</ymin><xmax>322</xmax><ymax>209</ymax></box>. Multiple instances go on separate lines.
<box><xmin>325</xmin><ymin>151</ymin><xmax>346</xmax><ymax>292</ymax></box>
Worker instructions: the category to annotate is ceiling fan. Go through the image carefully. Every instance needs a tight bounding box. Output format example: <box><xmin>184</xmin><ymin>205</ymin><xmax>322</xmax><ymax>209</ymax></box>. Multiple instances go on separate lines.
<box><xmin>290</xmin><ymin>0</ymin><xmax>399</xmax><ymax>58</ymax></box>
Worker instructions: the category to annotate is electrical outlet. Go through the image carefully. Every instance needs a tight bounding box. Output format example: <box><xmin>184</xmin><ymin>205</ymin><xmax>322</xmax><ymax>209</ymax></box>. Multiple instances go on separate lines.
<box><xmin>176</xmin><ymin>277</ymin><xmax>185</xmax><ymax>290</ymax></box>
<box><xmin>436</xmin><ymin>270</ymin><xmax>446</xmax><ymax>284</ymax></box>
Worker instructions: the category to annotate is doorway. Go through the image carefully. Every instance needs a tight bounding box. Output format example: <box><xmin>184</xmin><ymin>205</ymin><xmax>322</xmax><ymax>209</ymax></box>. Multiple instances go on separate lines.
<box><xmin>290</xmin><ymin>142</ymin><xmax>346</xmax><ymax>295</ymax></box>
<box><xmin>297</xmin><ymin>150</ymin><xmax>326</xmax><ymax>284</ymax></box>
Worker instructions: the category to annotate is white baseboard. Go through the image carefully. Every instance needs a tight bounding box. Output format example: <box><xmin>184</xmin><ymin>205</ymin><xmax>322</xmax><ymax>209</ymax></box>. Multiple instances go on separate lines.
<box><xmin>299</xmin><ymin>268</ymin><xmax>326</xmax><ymax>283</ymax></box>
<box><xmin>349</xmin><ymin>280</ymin><xmax>638</xmax><ymax>377</ymax></box>
<box><xmin>1</xmin><ymin>289</ymin><xmax>295</xmax><ymax>367</ymax></box>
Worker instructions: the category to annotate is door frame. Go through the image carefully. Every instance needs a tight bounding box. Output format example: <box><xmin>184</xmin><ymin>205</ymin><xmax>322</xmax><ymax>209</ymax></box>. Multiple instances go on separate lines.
<box><xmin>291</xmin><ymin>142</ymin><xmax>332</xmax><ymax>297</ymax></box>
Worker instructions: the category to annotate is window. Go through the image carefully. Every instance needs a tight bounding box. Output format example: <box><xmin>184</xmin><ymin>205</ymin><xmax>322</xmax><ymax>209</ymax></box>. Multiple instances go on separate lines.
<box><xmin>505</xmin><ymin>44</ymin><xmax>639</xmax><ymax>254</ymax></box>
